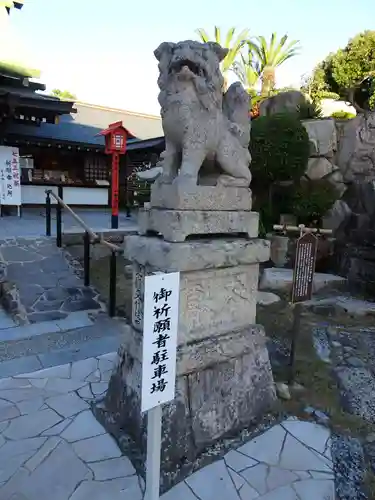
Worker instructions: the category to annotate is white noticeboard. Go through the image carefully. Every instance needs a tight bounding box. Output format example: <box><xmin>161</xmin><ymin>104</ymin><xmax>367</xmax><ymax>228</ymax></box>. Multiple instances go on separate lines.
<box><xmin>141</xmin><ymin>272</ymin><xmax>180</xmax><ymax>413</ymax></box>
<box><xmin>0</xmin><ymin>146</ymin><xmax>21</xmax><ymax>206</ymax></box>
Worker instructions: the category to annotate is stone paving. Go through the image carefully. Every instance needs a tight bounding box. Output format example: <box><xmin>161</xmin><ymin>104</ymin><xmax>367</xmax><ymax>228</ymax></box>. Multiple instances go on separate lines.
<box><xmin>0</xmin><ymin>354</ymin><xmax>336</xmax><ymax>500</ymax></box>
<box><xmin>0</xmin><ymin>237</ymin><xmax>104</xmax><ymax>327</ymax></box>
<box><xmin>0</xmin><ymin>208</ymin><xmax>137</xmax><ymax>239</ymax></box>
<box><xmin>0</xmin><ymin>232</ymin><xmax>126</xmax><ymax>381</ymax></box>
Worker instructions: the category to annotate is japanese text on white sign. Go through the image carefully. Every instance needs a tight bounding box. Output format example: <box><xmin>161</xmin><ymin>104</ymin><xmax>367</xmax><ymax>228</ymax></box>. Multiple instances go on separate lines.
<box><xmin>141</xmin><ymin>272</ymin><xmax>180</xmax><ymax>413</ymax></box>
<box><xmin>0</xmin><ymin>146</ymin><xmax>21</xmax><ymax>206</ymax></box>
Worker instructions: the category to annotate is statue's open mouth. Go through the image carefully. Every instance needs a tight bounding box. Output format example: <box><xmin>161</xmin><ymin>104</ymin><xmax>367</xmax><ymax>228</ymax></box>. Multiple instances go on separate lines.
<box><xmin>169</xmin><ymin>59</ymin><xmax>202</xmax><ymax>77</ymax></box>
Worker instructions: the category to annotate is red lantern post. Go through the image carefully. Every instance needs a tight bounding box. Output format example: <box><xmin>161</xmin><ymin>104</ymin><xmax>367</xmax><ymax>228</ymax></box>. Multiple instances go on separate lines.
<box><xmin>97</xmin><ymin>122</ymin><xmax>134</xmax><ymax>228</ymax></box>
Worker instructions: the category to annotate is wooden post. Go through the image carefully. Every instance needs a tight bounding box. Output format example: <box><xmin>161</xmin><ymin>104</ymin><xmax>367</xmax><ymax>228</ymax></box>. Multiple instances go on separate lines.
<box><xmin>124</xmin><ymin>153</ymin><xmax>131</xmax><ymax>218</ymax></box>
<box><xmin>45</xmin><ymin>191</ymin><xmax>51</xmax><ymax>237</ymax></box>
<box><xmin>288</xmin><ymin>302</ymin><xmax>302</xmax><ymax>384</ymax></box>
<box><xmin>109</xmin><ymin>250</ymin><xmax>117</xmax><ymax>317</ymax></box>
<box><xmin>83</xmin><ymin>231</ymin><xmax>90</xmax><ymax>287</ymax></box>
<box><xmin>56</xmin><ymin>186</ymin><xmax>63</xmax><ymax>248</ymax></box>
<box><xmin>111</xmin><ymin>152</ymin><xmax>120</xmax><ymax>229</ymax></box>
<box><xmin>288</xmin><ymin>231</ymin><xmax>318</xmax><ymax>384</ymax></box>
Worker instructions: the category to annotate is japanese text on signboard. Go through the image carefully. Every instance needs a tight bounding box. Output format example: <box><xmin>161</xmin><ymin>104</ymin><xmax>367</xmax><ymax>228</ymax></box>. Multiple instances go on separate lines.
<box><xmin>0</xmin><ymin>146</ymin><xmax>21</xmax><ymax>206</ymax></box>
<box><xmin>132</xmin><ymin>264</ymin><xmax>145</xmax><ymax>329</ymax></box>
<box><xmin>291</xmin><ymin>233</ymin><xmax>318</xmax><ymax>303</ymax></box>
<box><xmin>141</xmin><ymin>272</ymin><xmax>179</xmax><ymax>413</ymax></box>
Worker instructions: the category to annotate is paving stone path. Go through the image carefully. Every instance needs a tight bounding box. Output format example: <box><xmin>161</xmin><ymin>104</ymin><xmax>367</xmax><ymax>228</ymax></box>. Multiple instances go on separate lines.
<box><xmin>0</xmin><ymin>237</ymin><xmax>103</xmax><ymax>327</ymax></box>
<box><xmin>0</xmin><ymin>208</ymin><xmax>137</xmax><ymax>239</ymax></box>
<box><xmin>0</xmin><ymin>235</ymin><xmax>126</xmax><ymax>380</ymax></box>
<box><xmin>0</xmin><ymin>355</ymin><xmax>336</xmax><ymax>500</ymax></box>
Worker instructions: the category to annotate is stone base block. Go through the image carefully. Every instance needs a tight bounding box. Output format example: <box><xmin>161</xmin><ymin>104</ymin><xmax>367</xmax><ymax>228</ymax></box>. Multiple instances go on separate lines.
<box><xmin>100</xmin><ymin>324</ymin><xmax>276</xmax><ymax>490</ymax></box>
<box><xmin>138</xmin><ymin>208</ymin><xmax>259</xmax><ymax>242</ymax></box>
<box><xmin>150</xmin><ymin>183</ymin><xmax>252</xmax><ymax>211</ymax></box>
<box><xmin>125</xmin><ymin>235</ymin><xmax>270</xmax><ymax>272</ymax></box>
<box><xmin>125</xmin><ymin>235</ymin><xmax>270</xmax><ymax>343</ymax></box>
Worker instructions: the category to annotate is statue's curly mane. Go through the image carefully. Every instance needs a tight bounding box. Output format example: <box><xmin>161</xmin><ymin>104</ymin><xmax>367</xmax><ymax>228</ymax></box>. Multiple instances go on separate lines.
<box><xmin>156</xmin><ymin>40</ymin><xmax>225</xmax><ymax>112</ymax></box>
<box><xmin>153</xmin><ymin>40</ymin><xmax>252</xmax><ymax>188</ymax></box>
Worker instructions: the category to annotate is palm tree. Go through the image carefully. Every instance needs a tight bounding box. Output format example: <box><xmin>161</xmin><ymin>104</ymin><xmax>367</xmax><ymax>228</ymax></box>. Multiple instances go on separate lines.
<box><xmin>232</xmin><ymin>42</ymin><xmax>260</xmax><ymax>93</ymax></box>
<box><xmin>51</xmin><ymin>89</ymin><xmax>77</xmax><ymax>101</ymax></box>
<box><xmin>1</xmin><ymin>1</ymin><xmax>23</xmax><ymax>15</ymax></box>
<box><xmin>0</xmin><ymin>1</ymin><xmax>37</xmax><ymax>77</ymax></box>
<box><xmin>196</xmin><ymin>26</ymin><xmax>250</xmax><ymax>90</ymax></box>
<box><xmin>250</xmin><ymin>33</ymin><xmax>300</xmax><ymax>96</ymax></box>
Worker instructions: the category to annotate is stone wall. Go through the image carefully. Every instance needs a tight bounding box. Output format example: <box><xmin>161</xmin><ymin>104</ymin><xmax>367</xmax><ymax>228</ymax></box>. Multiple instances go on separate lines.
<box><xmin>259</xmin><ymin>93</ymin><xmax>375</xmax><ymax>290</ymax></box>
<box><xmin>281</xmin><ymin>113</ymin><xmax>375</xmax><ymax>292</ymax></box>
<box><xmin>301</xmin><ymin>118</ymin><xmax>346</xmax><ymax>198</ymax></box>
<box><xmin>334</xmin><ymin>112</ymin><xmax>375</xmax><ymax>291</ymax></box>
<box><xmin>301</xmin><ymin>113</ymin><xmax>375</xmax><ymax>199</ymax></box>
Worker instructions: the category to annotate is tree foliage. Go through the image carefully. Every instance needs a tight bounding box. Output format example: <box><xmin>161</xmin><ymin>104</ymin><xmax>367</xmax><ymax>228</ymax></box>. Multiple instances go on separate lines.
<box><xmin>291</xmin><ymin>180</ymin><xmax>338</xmax><ymax>225</ymax></box>
<box><xmin>195</xmin><ymin>27</ymin><xmax>300</xmax><ymax>96</ymax></box>
<box><xmin>51</xmin><ymin>89</ymin><xmax>77</xmax><ymax>101</ymax></box>
<box><xmin>232</xmin><ymin>42</ymin><xmax>260</xmax><ymax>93</ymax></box>
<box><xmin>330</xmin><ymin>110</ymin><xmax>356</xmax><ymax>120</ymax></box>
<box><xmin>1</xmin><ymin>1</ymin><xmax>23</xmax><ymax>14</ymax></box>
<box><xmin>305</xmin><ymin>31</ymin><xmax>375</xmax><ymax>107</ymax></box>
<box><xmin>196</xmin><ymin>26</ymin><xmax>249</xmax><ymax>89</ymax></box>
<box><xmin>250</xmin><ymin>113</ymin><xmax>310</xmax><ymax>185</ymax></box>
<box><xmin>249</xmin><ymin>34</ymin><xmax>300</xmax><ymax>95</ymax></box>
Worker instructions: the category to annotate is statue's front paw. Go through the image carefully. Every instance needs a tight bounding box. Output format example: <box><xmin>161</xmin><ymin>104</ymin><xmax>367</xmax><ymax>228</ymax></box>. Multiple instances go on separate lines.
<box><xmin>217</xmin><ymin>174</ymin><xmax>250</xmax><ymax>187</ymax></box>
<box><xmin>229</xmin><ymin>123</ymin><xmax>243</xmax><ymax>137</ymax></box>
<box><xmin>158</xmin><ymin>173</ymin><xmax>175</xmax><ymax>184</ymax></box>
<box><xmin>172</xmin><ymin>174</ymin><xmax>198</xmax><ymax>188</ymax></box>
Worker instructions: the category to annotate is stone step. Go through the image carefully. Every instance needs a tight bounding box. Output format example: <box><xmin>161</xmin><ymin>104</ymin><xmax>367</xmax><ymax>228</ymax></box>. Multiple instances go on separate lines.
<box><xmin>256</xmin><ymin>291</ymin><xmax>281</xmax><ymax>306</ymax></box>
<box><xmin>0</xmin><ymin>311</ymin><xmax>94</xmax><ymax>343</ymax></box>
<box><xmin>260</xmin><ymin>267</ymin><xmax>346</xmax><ymax>294</ymax></box>
<box><xmin>304</xmin><ymin>296</ymin><xmax>375</xmax><ymax>316</ymax></box>
<box><xmin>0</xmin><ymin>325</ymin><xmax>123</xmax><ymax>379</ymax></box>
<box><xmin>0</xmin><ymin>315</ymin><xmax>125</xmax><ymax>360</ymax></box>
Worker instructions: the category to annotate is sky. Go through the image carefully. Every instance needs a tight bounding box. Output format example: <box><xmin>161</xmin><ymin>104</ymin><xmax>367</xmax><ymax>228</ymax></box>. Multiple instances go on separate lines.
<box><xmin>5</xmin><ymin>0</ymin><xmax>374</xmax><ymax>116</ymax></box>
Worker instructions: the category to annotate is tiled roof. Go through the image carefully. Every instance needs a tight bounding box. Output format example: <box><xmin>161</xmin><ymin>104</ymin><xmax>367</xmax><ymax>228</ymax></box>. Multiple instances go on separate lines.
<box><xmin>4</xmin><ymin>101</ymin><xmax>164</xmax><ymax>148</ymax></box>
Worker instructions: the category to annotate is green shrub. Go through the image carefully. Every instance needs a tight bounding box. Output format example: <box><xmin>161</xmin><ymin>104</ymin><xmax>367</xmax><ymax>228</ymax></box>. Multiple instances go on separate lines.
<box><xmin>319</xmin><ymin>91</ymin><xmax>340</xmax><ymax>100</ymax></box>
<box><xmin>291</xmin><ymin>180</ymin><xmax>338</xmax><ymax>224</ymax></box>
<box><xmin>250</xmin><ymin>113</ymin><xmax>310</xmax><ymax>185</ymax></box>
<box><xmin>330</xmin><ymin>110</ymin><xmax>356</xmax><ymax>119</ymax></box>
<box><xmin>296</xmin><ymin>100</ymin><xmax>323</xmax><ymax>119</ymax></box>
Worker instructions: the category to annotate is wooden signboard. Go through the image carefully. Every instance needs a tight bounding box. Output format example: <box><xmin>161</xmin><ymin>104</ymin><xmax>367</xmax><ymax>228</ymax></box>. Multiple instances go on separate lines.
<box><xmin>141</xmin><ymin>271</ymin><xmax>180</xmax><ymax>500</ymax></box>
<box><xmin>0</xmin><ymin>146</ymin><xmax>21</xmax><ymax>207</ymax></box>
<box><xmin>291</xmin><ymin>232</ymin><xmax>318</xmax><ymax>304</ymax></box>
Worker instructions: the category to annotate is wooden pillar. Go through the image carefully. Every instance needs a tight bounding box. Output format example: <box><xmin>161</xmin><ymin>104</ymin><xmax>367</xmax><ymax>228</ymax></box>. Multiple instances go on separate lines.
<box><xmin>125</xmin><ymin>153</ymin><xmax>131</xmax><ymax>217</ymax></box>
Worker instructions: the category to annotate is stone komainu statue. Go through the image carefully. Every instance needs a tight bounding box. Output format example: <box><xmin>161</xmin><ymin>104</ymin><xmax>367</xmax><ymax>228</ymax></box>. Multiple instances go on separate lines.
<box><xmin>138</xmin><ymin>40</ymin><xmax>252</xmax><ymax>187</ymax></box>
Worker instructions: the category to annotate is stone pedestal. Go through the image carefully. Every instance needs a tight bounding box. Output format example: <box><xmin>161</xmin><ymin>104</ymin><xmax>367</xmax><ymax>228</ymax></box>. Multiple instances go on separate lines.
<box><xmin>102</xmin><ymin>185</ymin><xmax>275</xmax><ymax>488</ymax></box>
<box><xmin>139</xmin><ymin>183</ymin><xmax>257</xmax><ymax>242</ymax></box>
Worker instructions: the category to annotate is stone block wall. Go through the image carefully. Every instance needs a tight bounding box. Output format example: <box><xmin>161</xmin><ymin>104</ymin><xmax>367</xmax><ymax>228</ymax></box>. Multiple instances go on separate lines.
<box><xmin>262</xmin><ymin>98</ymin><xmax>375</xmax><ymax>290</ymax></box>
<box><xmin>302</xmin><ymin>113</ymin><xmax>375</xmax><ymax>197</ymax></box>
<box><xmin>300</xmin><ymin>114</ymin><xmax>375</xmax><ymax>233</ymax></box>
<box><xmin>301</xmin><ymin>118</ymin><xmax>346</xmax><ymax>197</ymax></box>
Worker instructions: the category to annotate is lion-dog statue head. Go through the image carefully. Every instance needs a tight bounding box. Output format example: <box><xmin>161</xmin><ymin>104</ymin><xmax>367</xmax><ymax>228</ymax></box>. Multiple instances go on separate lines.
<box><xmin>154</xmin><ymin>40</ymin><xmax>252</xmax><ymax>187</ymax></box>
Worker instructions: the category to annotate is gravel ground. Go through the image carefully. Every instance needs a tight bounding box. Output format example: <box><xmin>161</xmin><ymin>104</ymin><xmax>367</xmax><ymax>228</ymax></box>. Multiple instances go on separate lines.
<box><xmin>332</xmin><ymin>434</ymin><xmax>367</xmax><ymax>500</ymax></box>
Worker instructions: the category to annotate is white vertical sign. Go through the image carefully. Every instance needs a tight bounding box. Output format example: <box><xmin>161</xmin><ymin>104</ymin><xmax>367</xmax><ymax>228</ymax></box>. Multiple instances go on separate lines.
<box><xmin>141</xmin><ymin>271</ymin><xmax>180</xmax><ymax>413</ymax></box>
<box><xmin>0</xmin><ymin>146</ymin><xmax>21</xmax><ymax>206</ymax></box>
